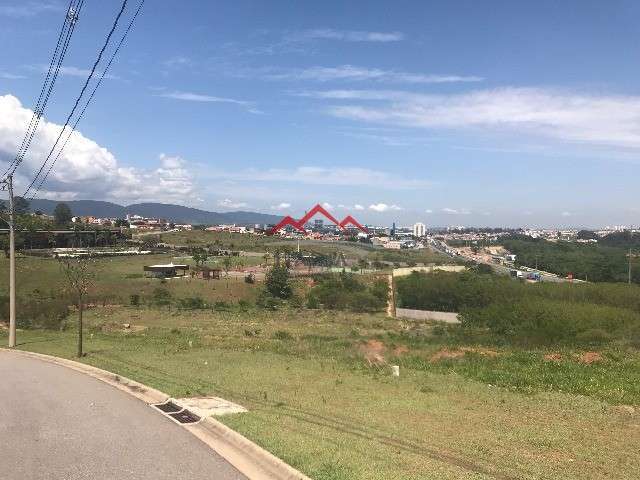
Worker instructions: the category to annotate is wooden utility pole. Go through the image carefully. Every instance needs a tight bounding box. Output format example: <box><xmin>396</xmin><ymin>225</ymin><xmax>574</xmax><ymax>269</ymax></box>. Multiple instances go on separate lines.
<box><xmin>3</xmin><ymin>174</ymin><xmax>16</xmax><ymax>347</ymax></box>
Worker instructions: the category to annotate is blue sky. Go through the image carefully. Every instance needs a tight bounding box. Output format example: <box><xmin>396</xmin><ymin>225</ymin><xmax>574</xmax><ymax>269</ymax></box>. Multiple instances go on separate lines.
<box><xmin>1</xmin><ymin>0</ymin><xmax>640</xmax><ymax>227</ymax></box>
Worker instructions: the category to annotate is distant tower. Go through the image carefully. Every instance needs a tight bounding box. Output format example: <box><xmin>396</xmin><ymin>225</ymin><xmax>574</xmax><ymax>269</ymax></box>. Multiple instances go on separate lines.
<box><xmin>391</xmin><ymin>222</ymin><xmax>396</xmax><ymax>236</ymax></box>
<box><xmin>413</xmin><ymin>222</ymin><xmax>426</xmax><ymax>238</ymax></box>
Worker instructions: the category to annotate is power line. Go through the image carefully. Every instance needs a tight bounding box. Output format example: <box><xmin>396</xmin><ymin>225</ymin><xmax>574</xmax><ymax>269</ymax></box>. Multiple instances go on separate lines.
<box><xmin>23</xmin><ymin>0</ymin><xmax>130</xmax><ymax>198</ymax></box>
<box><xmin>7</xmin><ymin>0</ymin><xmax>77</xmax><ymax>174</ymax></box>
<box><xmin>3</xmin><ymin>0</ymin><xmax>82</xmax><ymax>178</ymax></box>
<box><xmin>30</xmin><ymin>0</ymin><xmax>146</xmax><ymax>200</ymax></box>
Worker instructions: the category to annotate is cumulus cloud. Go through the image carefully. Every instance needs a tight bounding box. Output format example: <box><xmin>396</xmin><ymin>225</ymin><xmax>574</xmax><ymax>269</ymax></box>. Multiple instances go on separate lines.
<box><xmin>271</xmin><ymin>202</ymin><xmax>291</xmax><ymax>210</ymax></box>
<box><xmin>561</xmin><ymin>211</ymin><xmax>572</xmax><ymax>217</ymax></box>
<box><xmin>369</xmin><ymin>203</ymin><xmax>402</xmax><ymax>212</ymax></box>
<box><xmin>323</xmin><ymin>87</ymin><xmax>640</xmax><ymax>149</ymax></box>
<box><xmin>204</xmin><ymin>166</ymin><xmax>430</xmax><ymax>189</ymax></box>
<box><xmin>269</xmin><ymin>65</ymin><xmax>482</xmax><ymax>84</ymax></box>
<box><xmin>0</xmin><ymin>95</ymin><xmax>196</xmax><ymax>203</ymax></box>
<box><xmin>354</xmin><ymin>204</ymin><xmax>365</xmax><ymax>210</ymax></box>
<box><xmin>289</xmin><ymin>29</ymin><xmax>405</xmax><ymax>43</ymax></box>
<box><xmin>425</xmin><ymin>209</ymin><xmax>433</xmax><ymax>213</ymax></box>
<box><xmin>321</xmin><ymin>202</ymin><xmax>333</xmax><ymax>210</ymax></box>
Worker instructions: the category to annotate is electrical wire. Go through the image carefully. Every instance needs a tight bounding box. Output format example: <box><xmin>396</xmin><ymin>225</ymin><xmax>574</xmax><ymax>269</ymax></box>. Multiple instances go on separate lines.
<box><xmin>30</xmin><ymin>0</ymin><xmax>145</xmax><ymax>200</ymax></box>
<box><xmin>3</xmin><ymin>0</ymin><xmax>82</xmax><ymax>178</ymax></box>
<box><xmin>23</xmin><ymin>0</ymin><xmax>129</xmax><ymax>198</ymax></box>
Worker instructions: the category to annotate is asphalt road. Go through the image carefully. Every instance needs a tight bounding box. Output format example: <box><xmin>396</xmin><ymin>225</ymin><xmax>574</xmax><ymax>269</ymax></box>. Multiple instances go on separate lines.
<box><xmin>0</xmin><ymin>351</ymin><xmax>246</xmax><ymax>480</ymax></box>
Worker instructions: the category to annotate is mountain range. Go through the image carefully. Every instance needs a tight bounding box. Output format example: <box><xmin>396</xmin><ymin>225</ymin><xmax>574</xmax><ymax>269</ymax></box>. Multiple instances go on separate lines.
<box><xmin>22</xmin><ymin>199</ymin><xmax>283</xmax><ymax>226</ymax></box>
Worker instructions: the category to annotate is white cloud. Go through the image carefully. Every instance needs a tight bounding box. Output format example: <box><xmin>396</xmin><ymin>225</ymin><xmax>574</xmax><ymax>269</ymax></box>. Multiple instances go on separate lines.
<box><xmin>156</xmin><ymin>91</ymin><xmax>262</xmax><ymax>114</ymax></box>
<box><xmin>561</xmin><ymin>211</ymin><xmax>572</xmax><ymax>217</ymax></box>
<box><xmin>162</xmin><ymin>56</ymin><xmax>193</xmax><ymax>68</ymax></box>
<box><xmin>324</xmin><ymin>87</ymin><xmax>640</xmax><ymax>149</ymax></box>
<box><xmin>271</xmin><ymin>202</ymin><xmax>291</xmax><ymax>210</ymax></box>
<box><xmin>270</xmin><ymin>65</ymin><xmax>482</xmax><ymax>84</ymax></box>
<box><xmin>60</xmin><ymin>65</ymin><xmax>119</xmax><ymax>80</ymax></box>
<box><xmin>354</xmin><ymin>204</ymin><xmax>365</xmax><ymax>210</ymax></box>
<box><xmin>425</xmin><ymin>209</ymin><xmax>433</xmax><ymax>213</ymax></box>
<box><xmin>290</xmin><ymin>29</ymin><xmax>404</xmax><ymax>42</ymax></box>
<box><xmin>0</xmin><ymin>95</ymin><xmax>196</xmax><ymax>204</ymax></box>
<box><xmin>369</xmin><ymin>203</ymin><xmax>402</xmax><ymax>212</ymax></box>
<box><xmin>321</xmin><ymin>202</ymin><xmax>333</xmax><ymax>210</ymax></box>
<box><xmin>29</xmin><ymin>64</ymin><xmax>119</xmax><ymax>80</ymax></box>
<box><xmin>217</xmin><ymin>198</ymin><xmax>249</xmax><ymax>209</ymax></box>
<box><xmin>0</xmin><ymin>1</ymin><xmax>60</xmax><ymax>17</ymax></box>
<box><xmin>442</xmin><ymin>208</ymin><xmax>471</xmax><ymax>215</ymax></box>
<box><xmin>0</xmin><ymin>72</ymin><xmax>25</xmax><ymax>80</ymax></box>
<box><xmin>203</xmin><ymin>166</ymin><xmax>430</xmax><ymax>189</ymax></box>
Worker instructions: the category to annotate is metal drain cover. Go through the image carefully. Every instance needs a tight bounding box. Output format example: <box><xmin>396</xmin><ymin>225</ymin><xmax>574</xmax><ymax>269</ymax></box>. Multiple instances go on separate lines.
<box><xmin>153</xmin><ymin>401</ymin><xmax>183</xmax><ymax>413</ymax></box>
<box><xmin>169</xmin><ymin>409</ymin><xmax>201</xmax><ymax>424</ymax></box>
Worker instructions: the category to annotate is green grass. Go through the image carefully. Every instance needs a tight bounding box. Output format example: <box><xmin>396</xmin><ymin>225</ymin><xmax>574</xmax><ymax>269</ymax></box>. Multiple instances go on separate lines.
<box><xmin>3</xmin><ymin>307</ymin><xmax>640</xmax><ymax>479</ymax></box>
<box><xmin>0</xmin><ymin>254</ymin><xmax>261</xmax><ymax>306</ymax></box>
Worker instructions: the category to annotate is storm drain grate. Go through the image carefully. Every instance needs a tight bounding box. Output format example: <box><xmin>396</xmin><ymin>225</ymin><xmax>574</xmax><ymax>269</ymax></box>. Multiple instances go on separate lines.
<box><xmin>169</xmin><ymin>409</ymin><xmax>201</xmax><ymax>424</ymax></box>
<box><xmin>153</xmin><ymin>401</ymin><xmax>183</xmax><ymax>413</ymax></box>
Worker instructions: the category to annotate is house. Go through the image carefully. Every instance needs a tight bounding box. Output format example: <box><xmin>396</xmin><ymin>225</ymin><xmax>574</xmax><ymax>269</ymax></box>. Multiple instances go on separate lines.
<box><xmin>143</xmin><ymin>263</ymin><xmax>189</xmax><ymax>278</ymax></box>
<box><xmin>192</xmin><ymin>266</ymin><xmax>221</xmax><ymax>280</ymax></box>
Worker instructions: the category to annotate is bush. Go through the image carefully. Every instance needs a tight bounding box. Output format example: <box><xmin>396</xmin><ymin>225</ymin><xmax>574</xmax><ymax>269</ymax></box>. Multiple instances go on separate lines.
<box><xmin>244</xmin><ymin>273</ymin><xmax>255</xmax><ymax>284</ymax></box>
<box><xmin>265</xmin><ymin>264</ymin><xmax>292</xmax><ymax>299</ymax></box>
<box><xmin>307</xmin><ymin>272</ymin><xmax>386</xmax><ymax>312</ymax></box>
<box><xmin>0</xmin><ymin>294</ymin><xmax>70</xmax><ymax>330</ymax></box>
<box><xmin>273</xmin><ymin>330</ymin><xmax>293</xmax><ymax>340</ymax></box>
<box><xmin>575</xmin><ymin>328</ymin><xmax>613</xmax><ymax>346</ymax></box>
<box><xmin>151</xmin><ymin>287</ymin><xmax>172</xmax><ymax>306</ymax></box>
<box><xmin>130</xmin><ymin>294</ymin><xmax>140</xmax><ymax>306</ymax></box>
<box><xmin>177</xmin><ymin>296</ymin><xmax>207</xmax><ymax>309</ymax></box>
<box><xmin>213</xmin><ymin>301</ymin><xmax>230</xmax><ymax>311</ymax></box>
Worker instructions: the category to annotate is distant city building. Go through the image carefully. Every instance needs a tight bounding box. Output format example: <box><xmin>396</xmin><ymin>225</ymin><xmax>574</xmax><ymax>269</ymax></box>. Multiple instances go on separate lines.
<box><xmin>413</xmin><ymin>222</ymin><xmax>426</xmax><ymax>237</ymax></box>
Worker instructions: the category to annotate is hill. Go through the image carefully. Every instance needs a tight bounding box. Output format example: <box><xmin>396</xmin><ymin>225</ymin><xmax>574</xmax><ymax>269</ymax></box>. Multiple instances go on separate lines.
<box><xmin>21</xmin><ymin>199</ymin><xmax>282</xmax><ymax>225</ymax></box>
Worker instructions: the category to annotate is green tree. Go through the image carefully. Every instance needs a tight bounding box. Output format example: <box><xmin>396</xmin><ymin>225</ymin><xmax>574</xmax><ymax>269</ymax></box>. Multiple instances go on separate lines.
<box><xmin>222</xmin><ymin>256</ymin><xmax>233</xmax><ymax>287</ymax></box>
<box><xmin>192</xmin><ymin>248</ymin><xmax>208</xmax><ymax>267</ymax></box>
<box><xmin>59</xmin><ymin>256</ymin><xmax>96</xmax><ymax>357</ymax></box>
<box><xmin>54</xmin><ymin>202</ymin><xmax>73</xmax><ymax>225</ymax></box>
<box><xmin>264</xmin><ymin>263</ymin><xmax>292</xmax><ymax>299</ymax></box>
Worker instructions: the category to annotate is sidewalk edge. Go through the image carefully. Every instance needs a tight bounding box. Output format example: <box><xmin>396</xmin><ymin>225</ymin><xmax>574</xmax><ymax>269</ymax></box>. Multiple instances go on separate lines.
<box><xmin>1</xmin><ymin>348</ymin><xmax>311</xmax><ymax>480</ymax></box>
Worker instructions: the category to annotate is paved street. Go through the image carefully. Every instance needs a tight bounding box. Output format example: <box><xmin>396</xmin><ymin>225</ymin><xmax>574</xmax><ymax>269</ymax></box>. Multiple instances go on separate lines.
<box><xmin>0</xmin><ymin>351</ymin><xmax>246</xmax><ymax>480</ymax></box>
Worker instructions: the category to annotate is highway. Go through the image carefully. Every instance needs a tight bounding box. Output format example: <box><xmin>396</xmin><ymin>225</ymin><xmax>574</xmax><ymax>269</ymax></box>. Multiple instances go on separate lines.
<box><xmin>428</xmin><ymin>241</ymin><xmax>580</xmax><ymax>283</ymax></box>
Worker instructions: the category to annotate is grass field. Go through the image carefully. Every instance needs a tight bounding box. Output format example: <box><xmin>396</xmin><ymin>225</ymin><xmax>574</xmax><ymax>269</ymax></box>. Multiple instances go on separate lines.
<box><xmin>0</xmin><ymin>254</ymin><xmax>262</xmax><ymax>306</ymax></box>
<box><xmin>156</xmin><ymin>230</ymin><xmax>451</xmax><ymax>266</ymax></box>
<box><xmin>3</xmin><ymin>306</ymin><xmax>639</xmax><ymax>480</ymax></box>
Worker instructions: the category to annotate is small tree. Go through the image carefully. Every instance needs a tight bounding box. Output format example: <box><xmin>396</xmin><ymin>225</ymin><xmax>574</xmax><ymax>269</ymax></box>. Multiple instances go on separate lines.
<box><xmin>54</xmin><ymin>202</ymin><xmax>73</xmax><ymax>225</ymax></box>
<box><xmin>192</xmin><ymin>248</ymin><xmax>208</xmax><ymax>267</ymax></box>
<box><xmin>60</xmin><ymin>256</ymin><xmax>96</xmax><ymax>357</ymax></box>
<box><xmin>265</xmin><ymin>263</ymin><xmax>292</xmax><ymax>299</ymax></box>
<box><xmin>222</xmin><ymin>256</ymin><xmax>233</xmax><ymax>287</ymax></box>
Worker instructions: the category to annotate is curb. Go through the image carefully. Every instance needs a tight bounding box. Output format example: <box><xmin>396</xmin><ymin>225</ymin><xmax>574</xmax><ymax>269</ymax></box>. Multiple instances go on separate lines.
<box><xmin>1</xmin><ymin>348</ymin><xmax>311</xmax><ymax>480</ymax></box>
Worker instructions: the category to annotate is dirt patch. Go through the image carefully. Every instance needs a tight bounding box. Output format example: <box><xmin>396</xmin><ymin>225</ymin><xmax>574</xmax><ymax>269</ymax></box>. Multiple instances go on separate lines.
<box><xmin>358</xmin><ymin>339</ymin><xmax>387</xmax><ymax>366</ymax></box>
<box><xmin>543</xmin><ymin>353</ymin><xmax>563</xmax><ymax>362</ymax></box>
<box><xmin>577</xmin><ymin>351</ymin><xmax>603</xmax><ymax>364</ymax></box>
<box><xmin>611</xmin><ymin>405</ymin><xmax>636</xmax><ymax>416</ymax></box>
<box><xmin>100</xmin><ymin>322</ymin><xmax>147</xmax><ymax>334</ymax></box>
<box><xmin>393</xmin><ymin>345</ymin><xmax>409</xmax><ymax>356</ymax></box>
<box><xmin>430</xmin><ymin>347</ymin><xmax>498</xmax><ymax>362</ymax></box>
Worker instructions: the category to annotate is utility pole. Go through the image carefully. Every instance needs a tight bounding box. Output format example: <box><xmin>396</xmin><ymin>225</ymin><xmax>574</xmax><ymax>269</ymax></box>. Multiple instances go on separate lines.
<box><xmin>4</xmin><ymin>174</ymin><xmax>16</xmax><ymax>347</ymax></box>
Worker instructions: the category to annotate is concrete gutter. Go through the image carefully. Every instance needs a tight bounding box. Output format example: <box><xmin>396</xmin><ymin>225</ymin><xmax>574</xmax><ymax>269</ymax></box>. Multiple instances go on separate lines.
<box><xmin>2</xmin><ymin>348</ymin><xmax>311</xmax><ymax>480</ymax></box>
